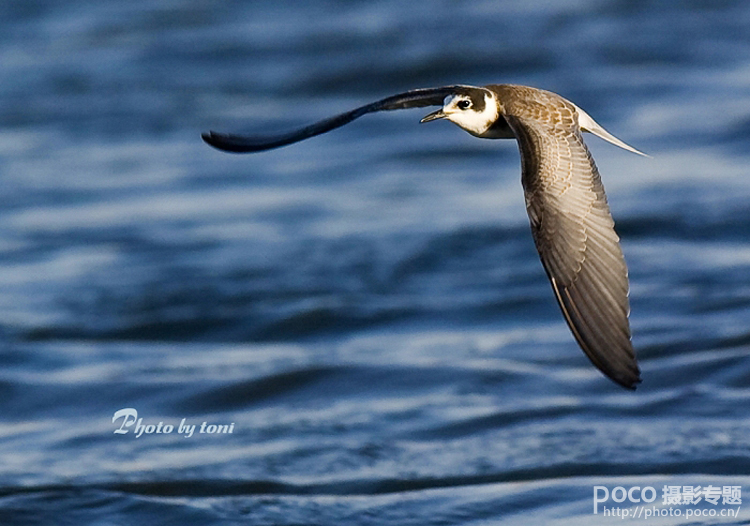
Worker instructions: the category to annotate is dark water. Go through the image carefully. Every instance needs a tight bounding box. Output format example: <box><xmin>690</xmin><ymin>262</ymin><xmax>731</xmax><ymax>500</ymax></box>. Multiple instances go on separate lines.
<box><xmin>2</xmin><ymin>1</ymin><xmax>750</xmax><ymax>524</ymax></box>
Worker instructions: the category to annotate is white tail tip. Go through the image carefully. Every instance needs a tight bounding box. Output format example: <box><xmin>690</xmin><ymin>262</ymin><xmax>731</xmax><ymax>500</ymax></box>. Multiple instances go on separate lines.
<box><xmin>575</xmin><ymin>105</ymin><xmax>650</xmax><ymax>158</ymax></box>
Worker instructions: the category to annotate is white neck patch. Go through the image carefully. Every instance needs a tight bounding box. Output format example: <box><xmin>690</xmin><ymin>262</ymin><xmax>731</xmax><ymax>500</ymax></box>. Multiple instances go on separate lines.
<box><xmin>443</xmin><ymin>91</ymin><xmax>499</xmax><ymax>136</ymax></box>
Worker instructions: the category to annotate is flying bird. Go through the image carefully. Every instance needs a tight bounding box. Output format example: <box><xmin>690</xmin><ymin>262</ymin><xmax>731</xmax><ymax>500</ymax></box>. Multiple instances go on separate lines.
<box><xmin>202</xmin><ymin>84</ymin><xmax>646</xmax><ymax>389</ymax></box>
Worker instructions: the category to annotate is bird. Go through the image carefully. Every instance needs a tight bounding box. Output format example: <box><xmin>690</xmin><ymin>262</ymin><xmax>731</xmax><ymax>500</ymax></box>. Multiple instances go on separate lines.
<box><xmin>202</xmin><ymin>84</ymin><xmax>646</xmax><ymax>389</ymax></box>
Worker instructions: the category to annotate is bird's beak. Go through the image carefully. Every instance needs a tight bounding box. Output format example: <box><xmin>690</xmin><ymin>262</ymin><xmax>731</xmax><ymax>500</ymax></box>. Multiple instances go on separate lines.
<box><xmin>420</xmin><ymin>109</ymin><xmax>446</xmax><ymax>123</ymax></box>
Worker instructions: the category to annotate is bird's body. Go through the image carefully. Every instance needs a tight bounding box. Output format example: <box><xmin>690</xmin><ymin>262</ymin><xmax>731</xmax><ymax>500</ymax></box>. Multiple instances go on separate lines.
<box><xmin>203</xmin><ymin>84</ymin><xmax>645</xmax><ymax>389</ymax></box>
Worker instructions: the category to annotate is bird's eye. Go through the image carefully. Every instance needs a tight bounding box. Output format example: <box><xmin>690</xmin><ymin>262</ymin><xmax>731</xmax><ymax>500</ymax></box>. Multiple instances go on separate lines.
<box><xmin>457</xmin><ymin>99</ymin><xmax>471</xmax><ymax>110</ymax></box>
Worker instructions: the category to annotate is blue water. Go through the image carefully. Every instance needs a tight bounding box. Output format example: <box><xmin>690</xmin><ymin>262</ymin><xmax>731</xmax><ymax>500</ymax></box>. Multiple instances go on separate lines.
<box><xmin>2</xmin><ymin>1</ymin><xmax>750</xmax><ymax>524</ymax></box>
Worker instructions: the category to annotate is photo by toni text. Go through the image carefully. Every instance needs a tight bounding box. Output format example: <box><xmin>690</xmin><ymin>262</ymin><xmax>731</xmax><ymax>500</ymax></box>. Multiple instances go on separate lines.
<box><xmin>112</xmin><ymin>408</ymin><xmax>235</xmax><ymax>438</ymax></box>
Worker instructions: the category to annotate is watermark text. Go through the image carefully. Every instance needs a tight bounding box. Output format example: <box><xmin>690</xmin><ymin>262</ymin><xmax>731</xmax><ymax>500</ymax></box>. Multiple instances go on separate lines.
<box><xmin>112</xmin><ymin>408</ymin><xmax>235</xmax><ymax>438</ymax></box>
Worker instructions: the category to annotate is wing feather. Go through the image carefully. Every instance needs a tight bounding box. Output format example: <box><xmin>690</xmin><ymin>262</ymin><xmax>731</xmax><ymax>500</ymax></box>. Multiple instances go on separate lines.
<box><xmin>505</xmin><ymin>103</ymin><xmax>641</xmax><ymax>389</ymax></box>
<box><xmin>202</xmin><ymin>86</ymin><xmax>463</xmax><ymax>153</ymax></box>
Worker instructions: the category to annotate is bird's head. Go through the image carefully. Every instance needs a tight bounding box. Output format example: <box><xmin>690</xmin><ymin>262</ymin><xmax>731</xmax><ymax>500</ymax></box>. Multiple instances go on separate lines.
<box><xmin>420</xmin><ymin>88</ymin><xmax>500</xmax><ymax>137</ymax></box>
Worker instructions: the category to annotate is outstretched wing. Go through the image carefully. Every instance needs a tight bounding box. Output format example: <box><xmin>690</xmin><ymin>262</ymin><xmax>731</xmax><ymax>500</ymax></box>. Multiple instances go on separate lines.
<box><xmin>505</xmin><ymin>112</ymin><xmax>641</xmax><ymax>389</ymax></box>
<box><xmin>202</xmin><ymin>86</ymin><xmax>463</xmax><ymax>153</ymax></box>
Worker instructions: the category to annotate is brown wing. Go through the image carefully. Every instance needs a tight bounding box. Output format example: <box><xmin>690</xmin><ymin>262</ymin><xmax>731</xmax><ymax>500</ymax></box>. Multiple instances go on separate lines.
<box><xmin>202</xmin><ymin>86</ymin><xmax>465</xmax><ymax>153</ymax></box>
<box><xmin>505</xmin><ymin>110</ymin><xmax>641</xmax><ymax>389</ymax></box>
